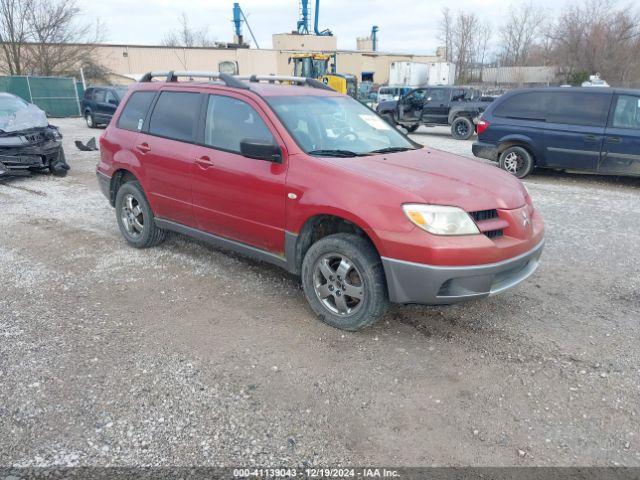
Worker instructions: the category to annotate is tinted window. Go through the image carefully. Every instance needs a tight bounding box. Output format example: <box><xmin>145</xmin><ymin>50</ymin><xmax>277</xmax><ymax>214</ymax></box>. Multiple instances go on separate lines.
<box><xmin>105</xmin><ymin>91</ymin><xmax>117</xmax><ymax>105</ymax></box>
<box><xmin>149</xmin><ymin>91</ymin><xmax>201</xmax><ymax>142</ymax></box>
<box><xmin>612</xmin><ymin>95</ymin><xmax>640</xmax><ymax>129</ymax></box>
<box><xmin>84</xmin><ymin>88</ymin><xmax>93</xmax><ymax>100</ymax></box>
<box><xmin>117</xmin><ymin>91</ymin><xmax>156</xmax><ymax>132</ymax></box>
<box><xmin>494</xmin><ymin>92</ymin><xmax>550</xmax><ymax>121</ymax></box>
<box><xmin>546</xmin><ymin>92</ymin><xmax>611</xmax><ymax>127</ymax></box>
<box><xmin>94</xmin><ymin>89</ymin><xmax>106</xmax><ymax>103</ymax></box>
<box><xmin>204</xmin><ymin>95</ymin><xmax>274</xmax><ymax>152</ymax></box>
<box><xmin>426</xmin><ymin>89</ymin><xmax>449</xmax><ymax>103</ymax></box>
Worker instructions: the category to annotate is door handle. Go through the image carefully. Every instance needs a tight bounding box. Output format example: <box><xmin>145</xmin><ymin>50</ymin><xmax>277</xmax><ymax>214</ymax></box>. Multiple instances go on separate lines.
<box><xmin>607</xmin><ymin>136</ymin><xmax>622</xmax><ymax>144</ymax></box>
<box><xmin>136</xmin><ymin>142</ymin><xmax>151</xmax><ymax>153</ymax></box>
<box><xmin>195</xmin><ymin>155</ymin><xmax>214</xmax><ymax>169</ymax></box>
<box><xmin>584</xmin><ymin>135</ymin><xmax>598</xmax><ymax>142</ymax></box>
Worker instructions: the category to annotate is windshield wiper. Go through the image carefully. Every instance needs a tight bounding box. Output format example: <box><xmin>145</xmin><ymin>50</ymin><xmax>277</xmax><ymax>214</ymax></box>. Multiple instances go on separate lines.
<box><xmin>368</xmin><ymin>146</ymin><xmax>416</xmax><ymax>154</ymax></box>
<box><xmin>307</xmin><ymin>149</ymin><xmax>364</xmax><ymax>158</ymax></box>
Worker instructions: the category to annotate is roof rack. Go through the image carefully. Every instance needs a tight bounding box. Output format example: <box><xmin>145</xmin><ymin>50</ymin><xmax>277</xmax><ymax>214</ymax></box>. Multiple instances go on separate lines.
<box><xmin>139</xmin><ymin>71</ymin><xmax>249</xmax><ymax>89</ymax></box>
<box><xmin>138</xmin><ymin>71</ymin><xmax>335</xmax><ymax>92</ymax></box>
<box><xmin>237</xmin><ymin>75</ymin><xmax>335</xmax><ymax>91</ymax></box>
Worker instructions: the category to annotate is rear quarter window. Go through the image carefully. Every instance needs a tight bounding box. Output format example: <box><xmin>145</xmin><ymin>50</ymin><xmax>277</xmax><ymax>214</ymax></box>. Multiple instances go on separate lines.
<box><xmin>116</xmin><ymin>91</ymin><xmax>156</xmax><ymax>132</ymax></box>
<box><xmin>148</xmin><ymin>91</ymin><xmax>202</xmax><ymax>142</ymax></box>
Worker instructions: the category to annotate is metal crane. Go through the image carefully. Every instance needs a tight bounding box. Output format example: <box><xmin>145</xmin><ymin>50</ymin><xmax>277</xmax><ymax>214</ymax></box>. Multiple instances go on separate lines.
<box><xmin>232</xmin><ymin>3</ymin><xmax>260</xmax><ymax>48</ymax></box>
<box><xmin>296</xmin><ymin>0</ymin><xmax>332</xmax><ymax>36</ymax></box>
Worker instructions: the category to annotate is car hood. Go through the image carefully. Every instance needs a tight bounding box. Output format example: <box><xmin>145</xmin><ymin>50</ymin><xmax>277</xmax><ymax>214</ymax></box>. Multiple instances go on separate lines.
<box><xmin>0</xmin><ymin>103</ymin><xmax>48</xmax><ymax>133</ymax></box>
<box><xmin>325</xmin><ymin>148</ymin><xmax>526</xmax><ymax>211</ymax></box>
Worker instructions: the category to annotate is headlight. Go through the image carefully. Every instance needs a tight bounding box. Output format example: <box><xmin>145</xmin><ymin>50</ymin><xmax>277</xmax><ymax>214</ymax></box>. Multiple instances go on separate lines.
<box><xmin>402</xmin><ymin>204</ymin><xmax>480</xmax><ymax>236</ymax></box>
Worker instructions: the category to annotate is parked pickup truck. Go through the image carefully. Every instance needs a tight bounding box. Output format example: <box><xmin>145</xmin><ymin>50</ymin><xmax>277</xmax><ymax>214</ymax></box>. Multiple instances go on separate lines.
<box><xmin>377</xmin><ymin>86</ymin><xmax>495</xmax><ymax>140</ymax></box>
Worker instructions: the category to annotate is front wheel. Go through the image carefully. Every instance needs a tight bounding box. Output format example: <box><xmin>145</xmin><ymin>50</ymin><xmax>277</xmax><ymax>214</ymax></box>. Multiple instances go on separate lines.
<box><xmin>405</xmin><ymin>124</ymin><xmax>419</xmax><ymax>133</ymax></box>
<box><xmin>301</xmin><ymin>233</ymin><xmax>389</xmax><ymax>331</ymax></box>
<box><xmin>85</xmin><ymin>112</ymin><xmax>96</xmax><ymax>128</ymax></box>
<box><xmin>499</xmin><ymin>146</ymin><xmax>534</xmax><ymax>179</ymax></box>
<box><xmin>115</xmin><ymin>181</ymin><xmax>166</xmax><ymax>248</ymax></box>
<box><xmin>450</xmin><ymin>116</ymin><xmax>474</xmax><ymax>140</ymax></box>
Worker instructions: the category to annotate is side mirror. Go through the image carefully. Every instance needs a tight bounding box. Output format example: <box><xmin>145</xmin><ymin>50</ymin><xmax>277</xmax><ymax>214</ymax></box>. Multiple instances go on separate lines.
<box><xmin>240</xmin><ymin>139</ymin><xmax>282</xmax><ymax>163</ymax></box>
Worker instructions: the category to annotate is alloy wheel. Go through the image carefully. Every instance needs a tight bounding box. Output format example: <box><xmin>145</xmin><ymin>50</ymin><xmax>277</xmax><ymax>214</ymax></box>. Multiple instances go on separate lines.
<box><xmin>455</xmin><ymin>121</ymin><xmax>469</xmax><ymax>137</ymax></box>
<box><xmin>503</xmin><ymin>151</ymin><xmax>522</xmax><ymax>174</ymax></box>
<box><xmin>120</xmin><ymin>193</ymin><xmax>144</xmax><ymax>238</ymax></box>
<box><xmin>313</xmin><ymin>253</ymin><xmax>365</xmax><ymax>316</ymax></box>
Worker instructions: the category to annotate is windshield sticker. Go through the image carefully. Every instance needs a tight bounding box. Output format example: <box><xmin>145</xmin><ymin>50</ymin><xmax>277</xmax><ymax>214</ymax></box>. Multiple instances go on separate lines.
<box><xmin>359</xmin><ymin>114</ymin><xmax>391</xmax><ymax>130</ymax></box>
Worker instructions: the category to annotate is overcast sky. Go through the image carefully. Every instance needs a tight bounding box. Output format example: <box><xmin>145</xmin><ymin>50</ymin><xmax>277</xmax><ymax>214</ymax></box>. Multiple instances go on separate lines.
<box><xmin>77</xmin><ymin>0</ymin><xmax>578</xmax><ymax>54</ymax></box>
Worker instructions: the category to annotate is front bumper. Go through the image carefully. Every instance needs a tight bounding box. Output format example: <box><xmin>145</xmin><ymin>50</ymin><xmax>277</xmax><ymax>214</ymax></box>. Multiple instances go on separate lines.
<box><xmin>472</xmin><ymin>141</ymin><xmax>498</xmax><ymax>161</ymax></box>
<box><xmin>0</xmin><ymin>140</ymin><xmax>63</xmax><ymax>177</ymax></box>
<box><xmin>382</xmin><ymin>239</ymin><xmax>544</xmax><ymax>304</ymax></box>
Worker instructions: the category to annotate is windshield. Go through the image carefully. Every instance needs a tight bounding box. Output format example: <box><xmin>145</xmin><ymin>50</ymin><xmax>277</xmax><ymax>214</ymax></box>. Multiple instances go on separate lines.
<box><xmin>267</xmin><ymin>95</ymin><xmax>417</xmax><ymax>156</ymax></box>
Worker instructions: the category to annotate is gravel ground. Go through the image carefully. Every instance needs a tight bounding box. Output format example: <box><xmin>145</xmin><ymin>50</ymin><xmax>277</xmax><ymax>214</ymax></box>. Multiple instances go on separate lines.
<box><xmin>0</xmin><ymin>119</ymin><xmax>639</xmax><ymax>467</ymax></box>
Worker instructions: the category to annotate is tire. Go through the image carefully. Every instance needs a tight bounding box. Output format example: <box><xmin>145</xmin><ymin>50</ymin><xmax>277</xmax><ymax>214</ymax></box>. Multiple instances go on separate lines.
<box><xmin>499</xmin><ymin>146</ymin><xmax>535</xmax><ymax>179</ymax></box>
<box><xmin>115</xmin><ymin>181</ymin><xmax>166</xmax><ymax>248</ymax></box>
<box><xmin>49</xmin><ymin>148</ymin><xmax>70</xmax><ymax>177</ymax></box>
<box><xmin>450</xmin><ymin>116</ymin><xmax>474</xmax><ymax>140</ymax></box>
<box><xmin>301</xmin><ymin>233</ymin><xmax>389</xmax><ymax>331</ymax></box>
<box><xmin>85</xmin><ymin>111</ymin><xmax>96</xmax><ymax>128</ymax></box>
<box><xmin>405</xmin><ymin>124</ymin><xmax>419</xmax><ymax>133</ymax></box>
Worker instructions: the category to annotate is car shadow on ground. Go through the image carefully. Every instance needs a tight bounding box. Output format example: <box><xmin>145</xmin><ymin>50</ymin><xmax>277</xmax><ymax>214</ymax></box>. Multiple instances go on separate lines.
<box><xmin>529</xmin><ymin>168</ymin><xmax>640</xmax><ymax>188</ymax></box>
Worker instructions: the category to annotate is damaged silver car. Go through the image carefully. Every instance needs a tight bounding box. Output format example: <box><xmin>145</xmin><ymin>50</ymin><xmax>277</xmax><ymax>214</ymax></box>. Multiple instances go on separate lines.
<box><xmin>0</xmin><ymin>92</ymin><xmax>69</xmax><ymax>178</ymax></box>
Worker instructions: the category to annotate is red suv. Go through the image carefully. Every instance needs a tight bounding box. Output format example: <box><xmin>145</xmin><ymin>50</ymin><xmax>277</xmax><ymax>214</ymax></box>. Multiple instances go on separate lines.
<box><xmin>97</xmin><ymin>72</ymin><xmax>544</xmax><ymax>331</ymax></box>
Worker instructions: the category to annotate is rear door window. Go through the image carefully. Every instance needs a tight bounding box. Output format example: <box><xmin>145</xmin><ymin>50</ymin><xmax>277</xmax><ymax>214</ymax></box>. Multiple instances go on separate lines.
<box><xmin>94</xmin><ymin>89</ymin><xmax>106</xmax><ymax>103</ymax></box>
<box><xmin>148</xmin><ymin>91</ymin><xmax>202</xmax><ymax>142</ymax></box>
<box><xmin>203</xmin><ymin>95</ymin><xmax>275</xmax><ymax>153</ymax></box>
<box><xmin>611</xmin><ymin>95</ymin><xmax>640</xmax><ymax>129</ymax></box>
<box><xmin>546</xmin><ymin>92</ymin><xmax>611</xmax><ymax>127</ymax></box>
<box><xmin>494</xmin><ymin>92</ymin><xmax>550</xmax><ymax>121</ymax></box>
<box><xmin>117</xmin><ymin>91</ymin><xmax>156</xmax><ymax>132</ymax></box>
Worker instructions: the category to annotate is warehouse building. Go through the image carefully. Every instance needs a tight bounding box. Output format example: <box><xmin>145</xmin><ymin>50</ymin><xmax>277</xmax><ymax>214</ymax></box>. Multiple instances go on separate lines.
<box><xmin>50</xmin><ymin>33</ymin><xmax>441</xmax><ymax>85</ymax></box>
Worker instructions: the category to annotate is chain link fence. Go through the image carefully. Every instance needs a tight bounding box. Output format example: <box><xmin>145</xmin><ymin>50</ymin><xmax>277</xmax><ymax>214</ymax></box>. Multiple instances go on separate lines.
<box><xmin>0</xmin><ymin>75</ymin><xmax>81</xmax><ymax>117</ymax></box>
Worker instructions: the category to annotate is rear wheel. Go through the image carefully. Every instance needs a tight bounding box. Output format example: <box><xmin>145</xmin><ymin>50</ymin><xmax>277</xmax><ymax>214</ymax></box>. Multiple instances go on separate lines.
<box><xmin>499</xmin><ymin>146</ymin><xmax>534</xmax><ymax>179</ymax></box>
<box><xmin>115</xmin><ymin>181</ymin><xmax>166</xmax><ymax>248</ymax></box>
<box><xmin>451</xmin><ymin>116</ymin><xmax>474</xmax><ymax>140</ymax></box>
<box><xmin>301</xmin><ymin>233</ymin><xmax>388</xmax><ymax>331</ymax></box>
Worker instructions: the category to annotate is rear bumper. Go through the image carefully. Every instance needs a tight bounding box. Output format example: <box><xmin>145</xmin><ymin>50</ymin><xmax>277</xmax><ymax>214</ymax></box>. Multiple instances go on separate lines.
<box><xmin>472</xmin><ymin>141</ymin><xmax>498</xmax><ymax>161</ymax></box>
<box><xmin>382</xmin><ymin>239</ymin><xmax>544</xmax><ymax>304</ymax></box>
<box><xmin>96</xmin><ymin>171</ymin><xmax>111</xmax><ymax>200</ymax></box>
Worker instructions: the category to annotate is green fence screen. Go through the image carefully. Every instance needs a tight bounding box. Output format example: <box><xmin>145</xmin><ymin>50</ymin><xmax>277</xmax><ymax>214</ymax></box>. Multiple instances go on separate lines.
<box><xmin>0</xmin><ymin>75</ymin><xmax>81</xmax><ymax>117</ymax></box>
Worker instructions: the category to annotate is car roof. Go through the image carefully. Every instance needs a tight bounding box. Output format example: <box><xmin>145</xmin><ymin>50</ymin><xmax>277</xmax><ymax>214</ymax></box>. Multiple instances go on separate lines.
<box><xmin>128</xmin><ymin>80</ymin><xmax>341</xmax><ymax>98</ymax></box>
<box><xmin>501</xmin><ymin>87</ymin><xmax>640</xmax><ymax>96</ymax></box>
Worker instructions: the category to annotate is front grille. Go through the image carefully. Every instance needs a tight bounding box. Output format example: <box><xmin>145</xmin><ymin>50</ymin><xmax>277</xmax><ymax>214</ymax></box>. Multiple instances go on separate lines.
<box><xmin>469</xmin><ymin>209</ymin><xmax>504</xmax><ymax>239</ymax></box>
<box><xmin>470</xmin><ymin>209</ymin><xmax>498</xmax><ymax>222</ymax></box>
<box><xmin>24</xmin><ymin>132</ymin><xmax>44</xmax><ymax>144</ymax></box>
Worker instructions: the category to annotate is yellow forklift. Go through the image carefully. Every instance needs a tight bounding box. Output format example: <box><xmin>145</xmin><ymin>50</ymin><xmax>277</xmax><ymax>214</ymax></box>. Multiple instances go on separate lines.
<box><xmin>289</xmin><ymin>53</ymin><xmax>357</xmax><ymax>98</ymax></box>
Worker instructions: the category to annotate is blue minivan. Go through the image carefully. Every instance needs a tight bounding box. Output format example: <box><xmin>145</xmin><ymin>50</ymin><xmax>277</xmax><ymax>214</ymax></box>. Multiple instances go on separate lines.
<box><xmin>472</xmin><ymin>88</ymin><xmax>640</xmax><ymax>178</ymax></box>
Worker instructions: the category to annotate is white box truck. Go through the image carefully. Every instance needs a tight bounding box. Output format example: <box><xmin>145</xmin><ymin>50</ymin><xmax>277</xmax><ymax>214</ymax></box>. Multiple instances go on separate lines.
<box><xmin>388</xmin><ymin>62</ymin><xmax>429</xmax><ymax>87</ymax></box>
<box><xmin>427</xmin><ymin>62</ymin><xmax>456</xmax><ymax>86</ymax></box>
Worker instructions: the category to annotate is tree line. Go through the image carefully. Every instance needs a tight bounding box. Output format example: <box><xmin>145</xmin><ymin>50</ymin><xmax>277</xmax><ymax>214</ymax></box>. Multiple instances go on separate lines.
<box><xmin>0</xmin><ymin>0</ymin><xmax>107</xmax><ymax>80</ymax></box>
<box><xmin>439</xmin><ymin>0</ymin><xmax>640</xmax><ymax>87</ymax></box>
